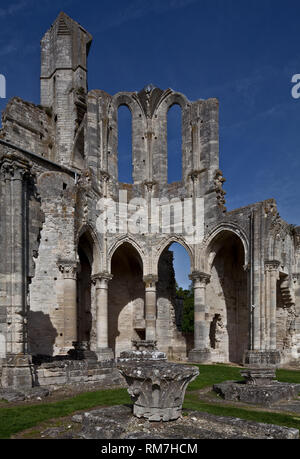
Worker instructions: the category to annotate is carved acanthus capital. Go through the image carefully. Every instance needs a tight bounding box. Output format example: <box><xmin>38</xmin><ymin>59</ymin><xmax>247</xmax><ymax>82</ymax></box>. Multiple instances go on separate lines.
<box><xmin>143</xmin><ymin>274</ymin><xmax>158</xmax><ymax>288</ymax></box>
<box><xmin>92</xmin><ymin>272</ymin><xmax>113</xmax><ymax>288</ymax></box>
<box><xmin>57</xmin><ymin>260</ymin><xmax>78</xmax><ymax>280</ymax></box>
<box><xmin>265</xmin><ymin>260</ymin><xmax>281</xmax><ymax>273</ymax></box>
<box><xmin>0</xmin><ymin>154</ymin><xmax>31</xmax><ymax>181</ymax></box>
<box><xmin>189</xmin><ymin>271</ymin><xmax>211</xmax><ymax>285</ymax></box>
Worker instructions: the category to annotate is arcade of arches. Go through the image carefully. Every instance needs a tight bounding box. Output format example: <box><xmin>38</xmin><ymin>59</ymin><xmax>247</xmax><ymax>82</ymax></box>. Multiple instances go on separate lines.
<box><xmin>74</xmin><ymin>231</ymin><xmax>251</xmax><ymax>364</ymax></box>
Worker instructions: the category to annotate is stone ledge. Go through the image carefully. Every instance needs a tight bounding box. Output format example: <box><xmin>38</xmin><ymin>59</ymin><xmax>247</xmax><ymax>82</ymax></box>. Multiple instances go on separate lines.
<box><xmin>0</xmin><ymin>387</ymin><xmax>50</xmax><ymax>402</ymax></box>
<box><xmin>59</xmin><ymin>405</ymin><xmax>299</xmax><ymax>439</ymax></box>
<box><xmin>213</xmin><ymin>380</ymin><xmax>300</xmax><ymax>406</ymax></box>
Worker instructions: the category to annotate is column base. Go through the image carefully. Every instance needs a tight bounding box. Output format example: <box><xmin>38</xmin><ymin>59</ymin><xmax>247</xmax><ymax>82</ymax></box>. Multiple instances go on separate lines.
<box><xmin>68</xmin><ymin>342</ymin><xmax>98</xmax><ymax>363</ymax></box>
<box><xmin>243</xmin><ymin>350</ymin><xmax>281</xmax><ymax>367</ymax></box>
<box><xmin>188</xmin><ymin>348</ymin><xmax>211</xmax><ymax>363</ymax></box>
<box><xmin>96</xmin><ymin>347</ymin><xmax>114</xmax><ymax>362</ymax></box>
<box><xmin>1</xmin><ymin>354</ymin><xmax>33</xmax><ymax>389</ymax></box>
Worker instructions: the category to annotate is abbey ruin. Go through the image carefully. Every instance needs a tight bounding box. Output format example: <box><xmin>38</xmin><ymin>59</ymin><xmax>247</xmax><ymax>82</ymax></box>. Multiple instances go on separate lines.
<box><xmin>0</xmin><ymin>12</ymin><xmax>299</xmax><ymax>389</ymax></box>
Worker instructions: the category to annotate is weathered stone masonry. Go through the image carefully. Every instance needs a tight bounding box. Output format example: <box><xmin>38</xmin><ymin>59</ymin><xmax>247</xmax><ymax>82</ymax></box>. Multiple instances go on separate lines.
<box><xmin>0</xmin><ymin>12</ymin><xmax>299</xmax><ymax>388</ymax></box>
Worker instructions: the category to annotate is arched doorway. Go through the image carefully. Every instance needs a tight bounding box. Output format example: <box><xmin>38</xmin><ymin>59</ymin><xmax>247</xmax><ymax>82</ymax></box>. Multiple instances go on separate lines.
<box><xmin>108</xmin><ymin>242</ymin><xmax>144</xmax><ymax>356</ymax></box>
<box><xmin>77</xmin><ymin>233</ymin><xmax>93</xmax><ymax>344</ymax></box>
<box><xmin>206</xmin><ymin>230</ymin><xmax>249</xmax><ymax>363</ymax></box>
<box><xmin>157</xmin><ymin>241</ymin><xmax>191</xmax><ymax>359</ymax></box>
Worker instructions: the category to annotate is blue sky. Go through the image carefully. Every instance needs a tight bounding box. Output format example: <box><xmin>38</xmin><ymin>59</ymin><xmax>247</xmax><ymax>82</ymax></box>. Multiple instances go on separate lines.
<box><xmin>0</xmin><ymin>0</ymin><xmax>300</xmax><ymax>288</ymax></box>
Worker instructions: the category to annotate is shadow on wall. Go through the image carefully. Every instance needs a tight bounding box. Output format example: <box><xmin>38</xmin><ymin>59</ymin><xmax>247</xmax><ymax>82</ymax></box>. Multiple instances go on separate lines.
<box><xmin>108</xmin><ymin>243</ymin><xmax>145</xmax><ymax>356</ymax></box>
<box><xmin>210</xmin><ymin>234</ymin><xmax>248</xmax><ymax>364</ymax></box>
<box><xmin>27</xmin><ymin>311</ymin><xmax>58</xmax><ymax>357</ymax></box>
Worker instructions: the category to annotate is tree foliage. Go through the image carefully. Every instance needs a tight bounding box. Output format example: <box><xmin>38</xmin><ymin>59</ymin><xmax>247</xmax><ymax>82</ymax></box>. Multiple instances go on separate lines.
<box><xmin>176</xmin><ymin>283</ymin><xmax>194</xmax><ymax>333</ymax></box>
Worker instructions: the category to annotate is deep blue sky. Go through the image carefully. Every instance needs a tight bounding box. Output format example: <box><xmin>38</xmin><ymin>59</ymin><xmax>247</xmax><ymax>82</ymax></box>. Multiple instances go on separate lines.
<box><xmin>1</xmin><ymin>0</ymin><xmax>300</xmax><ymax>287</ymax></box>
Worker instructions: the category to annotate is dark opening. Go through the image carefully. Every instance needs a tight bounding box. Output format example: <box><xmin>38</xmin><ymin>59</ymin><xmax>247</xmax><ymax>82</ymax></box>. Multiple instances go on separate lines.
<box><xmin>209</xmin><ymin>231</ymin><xmax>248</xmax><ymax>363</ymax></box>
<box><xmin>108</xmin><ymin>243</ymin><xmax>144</xmax><ymax>356</ymax></box>
<box><xmin>77</xmin><ymin>234</ymin><xmax>93</xmax><ymax>344</ymax></box>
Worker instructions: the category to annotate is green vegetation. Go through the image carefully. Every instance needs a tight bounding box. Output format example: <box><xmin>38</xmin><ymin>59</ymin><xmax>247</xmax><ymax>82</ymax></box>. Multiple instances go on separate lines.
<box><xmin>176</xmin><ymin>284</ymin><xmax>194</xmax><ymax>333</ymax></box>
<box><xmin>0</xmin><ymin>365</ymin><xmax>299</xmax><ymax>439</ymax></box>
<box><xmin>187</xmin><ymin>364</ymin><xmax>243</xmax><ymax>391</ymax></box>
<box><xmin>0</xmin><ymin>388</ymin><xmax>130</xmax><ymax>439</ymax></box>
<box><xmin>183</xmin><ymin>392</ymin><xmax>300</xmax><ymax>431</ymax></box>
<box><xmin>187</xmin><ymin>364</ymin><xmax>300</xmax><ymax>391</ymax></box>
<box><xmin>277</xmin><ymin>369</ymin><xmax>300</xmax><ymax>385</ymax></box>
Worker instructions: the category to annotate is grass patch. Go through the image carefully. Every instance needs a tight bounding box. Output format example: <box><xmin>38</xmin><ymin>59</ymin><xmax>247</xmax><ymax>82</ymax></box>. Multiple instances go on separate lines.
<box><xmin>276</xmin><ymin>369</ymin><xmax>300</xmax><ymax>385</ymax></box>
<box><xmin>1</xmin><ymin>364</ymin><xmax>299</xmax><ymax>439</ymax></box>
<box><xmin>187</xmin><ymin>364</ymin><xmax>243</xmax><ymax>391</ymax></box>
<box><xmin>0</xmin><ymin>388</ymin><xmax>130</xmax><ymax>439</ymax></box>
<box><xmin>187</xmin><ymin>364</ymin><xmax>300</xmax><ymax>391</ymax></box>
<box><xmin>183</xmin><ymin>392</ymin><xmax>300</xmax><ymax>432</ymax></box>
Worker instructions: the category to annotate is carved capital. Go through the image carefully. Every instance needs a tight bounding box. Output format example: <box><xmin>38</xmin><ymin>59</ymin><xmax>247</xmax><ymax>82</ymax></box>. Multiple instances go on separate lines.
<box><xmin>143</xmin><ymin>180</ymin><xmax>157</xmax><ymax>192</ymax></box>
<box><xmin>188</xmin><ymin>169</ymin><xmax>206</xmax><ymax>183</ymax></box>
<box><xmin>265</xmin><ymin>260</ymin><xmax>280</xmax><ymax>272</ymax></box>
<box><xmin>92</xmin><ymin>272</ymin><xmax>113</xmax><ymax>288</ymax></box>
<box><xmin>100</xmin><ymin>170</ymin><xmax>110</xmax><ymax>183</ymax></box>
<box><xmin>189</xmin><ymin>271</ymin><xmax>211</xmax><ymax>285</ymax></box>
<box><xmin>143</xmin><ymin>274</ymin><xmax>158</xmax><ymax>288</ymax></box>
<box><xmin>292</xmin><ymin>273</ymin><xmax>300</xmax><ymax>283</ymax></box>
<box><xmin>0</xmin><ymin>154</ymin><xmax>31</xmax><ymax>181</ymax></box>
<box><xmin>57</xmin><ymin>260</ymin><xmax>78</xmax><ymax>280</ymax></box>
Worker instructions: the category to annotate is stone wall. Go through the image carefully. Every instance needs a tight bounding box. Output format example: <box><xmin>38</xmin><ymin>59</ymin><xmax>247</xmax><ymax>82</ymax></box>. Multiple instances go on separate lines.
<box><xmin>206</xmin><ymin>232</ymin><xmax>248</xmax><ymax>363</ymax></box>
<box><xmin>33</xmin><ymin>359</ymin><xmax>124</xmax><ymax>389</ymax></box>
<box><xmin>0</xmin><ymin>11</ymin><xmax>299</xmax><ymax>385</ymax></box>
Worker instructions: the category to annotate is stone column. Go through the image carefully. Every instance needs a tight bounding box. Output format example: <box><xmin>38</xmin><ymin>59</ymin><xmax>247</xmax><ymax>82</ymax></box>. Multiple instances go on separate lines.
<box><xmin>58</xmin><ymin>260</ymin><xmax>78</xmax><ymax>353</ymax></box>
<box><xmin>92</xmin><ymin>272</ymin><xmax>114</xmax><ymax>361</ymax></box>
<box><xmin>0</xmin><ymin>154</ymin><xmax>34</xmax><ymax>388</ymax></box>
<box><xmin>188</xmin><ymin>271</ymin><xmax>211</xmax><ymax>363</ymax></box>
<box><xmin>143</xmin><ymin>275</ymin><xmax>158</xmax><ymax>342</ymax></box>
<box><xmin>244</xmin><ymin>260</ymin><xmax>281</xmax><ymax>366</ymax></box>
<box><xmin>265</xmin><ymin>261</ymin><xmax>280</xmax><ymax>351</ymax></box>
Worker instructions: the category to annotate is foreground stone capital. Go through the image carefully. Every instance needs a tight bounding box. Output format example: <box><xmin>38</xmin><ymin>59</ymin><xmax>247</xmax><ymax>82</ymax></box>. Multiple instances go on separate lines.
<box><xmin>118</xmin><ymin>359</ymin><xmax>199</xmax><ymax>421</ymax></box>
<box><xmin>118</xmin><ymin>340</ymin><xmax>198</xmax><ymax>421</ymax></box>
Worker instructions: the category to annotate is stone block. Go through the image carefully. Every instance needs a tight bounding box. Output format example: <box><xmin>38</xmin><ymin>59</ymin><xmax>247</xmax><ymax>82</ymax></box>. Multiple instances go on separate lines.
<box><xmin>188</xmin><ymin>348</ymin><xmax>211</xmax><ymax>363</ymax></box>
